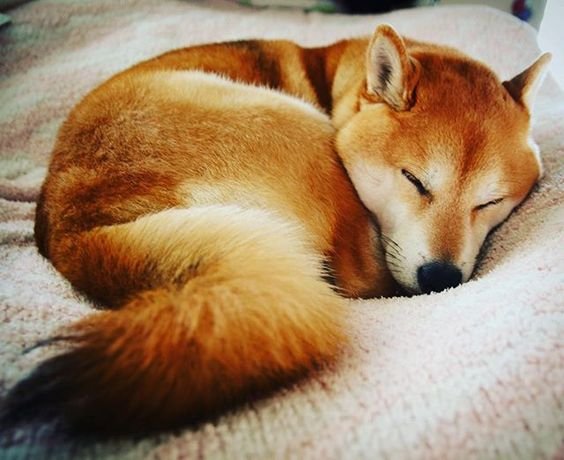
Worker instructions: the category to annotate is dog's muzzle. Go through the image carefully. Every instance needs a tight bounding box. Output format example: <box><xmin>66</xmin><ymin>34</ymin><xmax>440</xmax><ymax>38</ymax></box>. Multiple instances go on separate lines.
<box><xmin>417</xmin><ymin>261</ymin><xmax>462</xmax><ymax>294</ymax></box>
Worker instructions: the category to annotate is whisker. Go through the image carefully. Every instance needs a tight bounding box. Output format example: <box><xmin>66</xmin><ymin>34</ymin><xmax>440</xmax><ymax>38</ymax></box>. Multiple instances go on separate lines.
<box><xmin>381</xmin><ymin>234</ymin><xmax>401</xmax><ymax>249</ymax></box>
<box><xmin>380</xmin><ymin>235</ymin><xmax>405</xmax><ymax>261</ymax></box>
<box><xmin>383</xmin><ymin>244</ymin><xmax>401</xmax><ymax>256</ymax></box>
<box><xmin>374</xmin><ymin>255</ymin><xmax>402</xmax><ymax>270</ymax></box>
<box><xmin>385</xmin><ymin>253</ymin><xmax>403</xmax><ymax>263</ymax></box>
<box><xmin>386</xmin><ymin>266</ymin><xmax>403</xmax><ymax>279</ymax></box>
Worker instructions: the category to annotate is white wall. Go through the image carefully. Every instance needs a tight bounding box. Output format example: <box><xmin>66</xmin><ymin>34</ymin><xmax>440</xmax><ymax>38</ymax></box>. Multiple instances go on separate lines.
<box><xmin>538</xmin><ymin>0</ymin><xmax>564</xmax><ymax>89</ymax></box>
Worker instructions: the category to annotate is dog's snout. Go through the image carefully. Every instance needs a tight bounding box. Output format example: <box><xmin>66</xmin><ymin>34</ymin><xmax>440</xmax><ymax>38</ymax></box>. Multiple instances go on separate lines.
<box><xmin>417</xmin><ymin>262</ymin><xmax>462</xmax><ymax>294</ymax></box>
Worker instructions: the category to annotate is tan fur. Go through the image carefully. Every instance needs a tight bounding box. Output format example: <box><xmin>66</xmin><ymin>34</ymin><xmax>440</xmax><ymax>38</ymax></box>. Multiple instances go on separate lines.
<box><xmin>48</xmin><ymin>207</ymin><xmax>344</xmax><ymax>432</ymax></box>
<box><xmin>1</xmin><ymin>25</ymin><xmax>549</xmax><ymax>434</ymax></box>
<box><xmin>337</xmin><ymin>29</ymin><xmax>549</xmax><ymax>291</ymax></box>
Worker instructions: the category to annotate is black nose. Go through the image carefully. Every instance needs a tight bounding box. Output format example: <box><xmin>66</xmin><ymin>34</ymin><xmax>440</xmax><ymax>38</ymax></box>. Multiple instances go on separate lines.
<box><xmin>417</xmin><ymin>262</ymin><xmax>462</xmax><ymax>294</ymax></box>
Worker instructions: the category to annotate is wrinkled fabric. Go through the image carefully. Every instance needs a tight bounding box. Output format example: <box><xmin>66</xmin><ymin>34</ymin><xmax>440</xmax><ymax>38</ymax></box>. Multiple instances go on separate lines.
<box><xmin>0</xmin><ymin>1</ymin><xmax>563</xmax><ymax>458</ymax></box>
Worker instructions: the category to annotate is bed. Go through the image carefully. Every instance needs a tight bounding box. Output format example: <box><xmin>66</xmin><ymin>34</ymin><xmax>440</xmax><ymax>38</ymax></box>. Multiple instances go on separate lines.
<box><xmin>0</xmin><ymin>1</ymin><xmax>563</xmax><ymax>458</ymax></box>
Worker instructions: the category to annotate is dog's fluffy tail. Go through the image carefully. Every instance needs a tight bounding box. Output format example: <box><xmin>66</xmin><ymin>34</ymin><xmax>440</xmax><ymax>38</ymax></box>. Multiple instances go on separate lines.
<box><xmin>1</xmin><ymin>206</ymin><xmax>345</xmax><ymax>434</ymax></box>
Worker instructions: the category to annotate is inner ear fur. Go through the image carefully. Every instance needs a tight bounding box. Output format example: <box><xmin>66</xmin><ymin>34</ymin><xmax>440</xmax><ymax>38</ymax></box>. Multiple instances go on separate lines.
<box><xmin>503</xmin><ymin>53</ymin><xmax>552</xmax><ymax>113</ymax></box>
<box><xmin>365</xmin><ymin>24</ymin><xmax>420</xmax><ymax>111</ymax></box>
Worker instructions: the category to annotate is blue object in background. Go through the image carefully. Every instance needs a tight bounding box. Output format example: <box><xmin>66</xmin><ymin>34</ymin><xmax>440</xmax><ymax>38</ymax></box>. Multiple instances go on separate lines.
<box><xmin>513</xmin><ymin>0</ymin><xmax>533</xmax><ymax>21</ymax></box>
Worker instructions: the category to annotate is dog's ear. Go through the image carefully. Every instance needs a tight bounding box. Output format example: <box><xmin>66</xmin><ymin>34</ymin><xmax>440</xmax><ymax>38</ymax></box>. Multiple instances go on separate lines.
<box><xmin>365</xmin><ymin>24</ymin><xmax>420</xmax><ymax>111</ymax></box>
<box><xmin>503</xmin><ymin>53</ymin><xmax>551</xmax><ymax>113</ymax></box>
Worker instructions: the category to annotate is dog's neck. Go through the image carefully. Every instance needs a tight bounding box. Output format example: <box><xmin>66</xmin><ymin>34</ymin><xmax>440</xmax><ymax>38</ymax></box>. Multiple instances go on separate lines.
<box><xmin>303</xmin><ymin>39</ymin><xmax>369</xmax><ymax>127</ymax></box>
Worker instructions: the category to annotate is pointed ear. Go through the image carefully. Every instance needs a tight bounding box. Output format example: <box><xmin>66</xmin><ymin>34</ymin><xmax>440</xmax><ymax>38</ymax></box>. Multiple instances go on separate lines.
<box><xmin>503</xmin><ymin>53</ymin><xmax>552</xmax><ymax>113</ymax></box>
<box><xmin>365</xmin><ymin>24</ymin><xmax>420</xmax><ymax>111</ymax></box>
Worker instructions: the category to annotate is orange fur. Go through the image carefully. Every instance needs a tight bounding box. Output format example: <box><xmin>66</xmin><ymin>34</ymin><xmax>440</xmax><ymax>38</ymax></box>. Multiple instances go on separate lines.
<box><xmin>1</xmin><ymin>25</ymin><xmax>549</xmax><ymax>434</ymax></box>
<box><xmin>42</xmin><ymin>207</ymin><xmax>344</xmax><ymax>433</ymax></box>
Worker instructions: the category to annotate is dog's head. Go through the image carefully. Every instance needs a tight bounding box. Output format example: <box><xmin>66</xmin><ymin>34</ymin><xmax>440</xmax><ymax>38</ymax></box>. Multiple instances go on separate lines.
<box><xmin>337</xmin><ymin>25</ymin><xmax>551</xmax><ymax>294</ymax></box>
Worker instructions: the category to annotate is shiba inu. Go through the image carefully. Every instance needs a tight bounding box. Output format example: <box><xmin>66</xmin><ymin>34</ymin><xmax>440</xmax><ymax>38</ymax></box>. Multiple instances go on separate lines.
<box><xmin>0</xmin><ymin>25</ymin><xmax>549</xmax><ymax>434</ymax></box>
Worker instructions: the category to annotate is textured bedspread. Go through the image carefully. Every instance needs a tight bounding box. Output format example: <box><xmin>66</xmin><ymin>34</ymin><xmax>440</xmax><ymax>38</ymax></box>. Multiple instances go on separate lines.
<box><xmin>0</xmin><ymin>1</ymin><xmax>563</xmax><ymax>458</ymax></box>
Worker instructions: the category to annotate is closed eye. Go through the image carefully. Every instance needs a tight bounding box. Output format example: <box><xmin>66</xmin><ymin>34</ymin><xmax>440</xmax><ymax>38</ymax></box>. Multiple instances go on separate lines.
<box><xmin>401</xmin><ymin>169</ymin><xmax>429</xmax><ymax>196</ymax></box>
<box><xmin>474</xmin><ymin>198</ymin><xmax>504</xmax><ymax>211</ymax></box>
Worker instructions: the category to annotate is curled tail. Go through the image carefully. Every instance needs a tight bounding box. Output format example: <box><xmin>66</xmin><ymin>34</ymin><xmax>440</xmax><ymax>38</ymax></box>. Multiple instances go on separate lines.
<box><xmin>1</xmin><ymin>206</ymin><xmax>346</xmax><ymax>434</ymax></box>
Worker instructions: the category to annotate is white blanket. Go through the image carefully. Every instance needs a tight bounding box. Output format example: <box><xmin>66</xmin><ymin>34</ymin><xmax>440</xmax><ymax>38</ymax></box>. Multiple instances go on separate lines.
<box><xmin>0</xmin><ymin>1</ymin><xmax>563</xmax><ymax>458</ymax></box>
